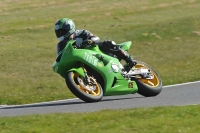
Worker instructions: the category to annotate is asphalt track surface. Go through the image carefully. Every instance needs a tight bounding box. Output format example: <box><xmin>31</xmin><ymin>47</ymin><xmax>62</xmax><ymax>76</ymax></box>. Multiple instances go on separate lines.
<box><xmin>0</xmin><ymin>81</ymin><xmax>200</xmax><ymax>117</ymax></box>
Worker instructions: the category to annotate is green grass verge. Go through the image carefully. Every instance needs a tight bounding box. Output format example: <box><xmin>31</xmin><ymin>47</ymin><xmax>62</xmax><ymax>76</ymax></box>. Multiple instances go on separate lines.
<box><xmin>1</xmin><ymin>105</ymin><xmax>200</xmax><ymax>133</ymax></box>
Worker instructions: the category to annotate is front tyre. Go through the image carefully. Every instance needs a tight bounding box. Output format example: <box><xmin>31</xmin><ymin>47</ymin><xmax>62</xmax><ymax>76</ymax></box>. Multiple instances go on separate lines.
<box><xmin>134</xmin><ymin>61</ymin><xmax>162</xmax><ymax>97</ymax></box>
<box><xmin>65</xmin><ymin>71</ymin><xmax>103</xmax><ymax>102</ymax></box>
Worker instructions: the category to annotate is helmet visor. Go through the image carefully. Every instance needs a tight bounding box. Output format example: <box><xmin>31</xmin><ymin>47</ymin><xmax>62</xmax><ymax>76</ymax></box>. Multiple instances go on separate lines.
<box><xmin>55</xmin><ymin>29</ymin><xmax>67</xmax><ymax>38</ymax></box>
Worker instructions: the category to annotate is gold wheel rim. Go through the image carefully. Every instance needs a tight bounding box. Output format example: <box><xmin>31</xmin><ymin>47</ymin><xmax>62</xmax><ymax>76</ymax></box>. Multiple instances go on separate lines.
<box><xmin>134</xmin><ymin>64</ymin><xmax>160</xmax><ymax>87</ymax></box>
<box><xmin>72</xmin><ymin>72</ymin><xmax>101</xmax><ymax>96</ymax></box>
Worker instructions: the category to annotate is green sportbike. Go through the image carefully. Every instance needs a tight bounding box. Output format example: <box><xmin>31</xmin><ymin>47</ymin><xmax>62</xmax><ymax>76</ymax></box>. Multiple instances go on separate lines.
<box><xmin>52</xmin><ymin>40</ymin><xmax>162</xmax><ymax>102</ymax></box>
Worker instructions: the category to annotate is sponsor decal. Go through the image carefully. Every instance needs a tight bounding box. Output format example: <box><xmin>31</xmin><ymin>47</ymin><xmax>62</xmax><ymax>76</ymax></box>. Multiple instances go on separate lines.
<box><xmin>84</xmin><ymin>52</ymin><xmax>98</xmax><ymax>66</ymax></box>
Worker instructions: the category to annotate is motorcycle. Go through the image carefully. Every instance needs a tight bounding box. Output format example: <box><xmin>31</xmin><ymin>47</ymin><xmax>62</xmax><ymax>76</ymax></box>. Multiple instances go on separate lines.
<box><xmin>52</xmin><ymin>40</ymin><xmax>162</xmax><ymax>102</ymax></box>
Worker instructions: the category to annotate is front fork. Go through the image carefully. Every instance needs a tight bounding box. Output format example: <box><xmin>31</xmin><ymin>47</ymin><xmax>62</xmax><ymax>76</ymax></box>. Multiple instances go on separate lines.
<box><xmin>81</xmin><ymin>63</ymin><xmax>91</xmax><ymax>83</ymax></box>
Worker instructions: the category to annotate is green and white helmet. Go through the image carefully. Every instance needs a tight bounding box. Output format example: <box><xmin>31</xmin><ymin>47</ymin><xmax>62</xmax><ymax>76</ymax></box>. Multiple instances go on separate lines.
<box><xmin>54</xmin><ymin>18</ymin><xmax>75</xmax><ymax>41</ymax></box>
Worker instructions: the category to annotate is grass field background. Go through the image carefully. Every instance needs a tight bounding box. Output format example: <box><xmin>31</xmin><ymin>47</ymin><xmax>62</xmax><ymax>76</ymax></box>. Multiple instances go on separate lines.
<box><xmin>0</xmin><ymin>0</ymin><xmax>200</xmax><ymax>132</ymax></box>
<box><xmin>1</xmin><ymin>0</ymin><xmax>200</xmax><ymax>105</ymax></box>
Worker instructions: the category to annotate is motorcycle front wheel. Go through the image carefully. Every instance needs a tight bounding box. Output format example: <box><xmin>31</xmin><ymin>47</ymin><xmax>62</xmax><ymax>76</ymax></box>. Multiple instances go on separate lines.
<box><xmin>134</xmin><ymin>61</ymin><xmax>162</xmax><ymax>97</ymax></box>
<box><xmin>65</xmin><ymin>71</ymin><xmax>103</xmax><ymax>102</ymax></box>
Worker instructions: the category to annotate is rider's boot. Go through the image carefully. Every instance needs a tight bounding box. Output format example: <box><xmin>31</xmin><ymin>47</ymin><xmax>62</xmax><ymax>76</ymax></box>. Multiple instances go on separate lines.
<box><xmin>118</xmin><ymin>49</ymin><xmax>137</xmax><ymax>72</ymax></box>
<box><xmin>124</xmin><ymin>56</ymin><xmax>137</xmax><ymax>72</ymax></box>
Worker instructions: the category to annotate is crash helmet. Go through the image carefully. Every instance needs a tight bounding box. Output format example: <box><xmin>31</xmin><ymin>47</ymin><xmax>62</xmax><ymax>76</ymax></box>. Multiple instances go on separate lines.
<box><xmin>54</xmin><ymin>18</ymin><xmax>75</xmax><ymax>41</ymax></box>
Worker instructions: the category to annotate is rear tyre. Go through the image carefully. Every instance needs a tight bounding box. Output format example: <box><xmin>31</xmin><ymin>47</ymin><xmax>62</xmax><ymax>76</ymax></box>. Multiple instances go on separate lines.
<box><xmin>134</xmin><ymin>61</ymin><xmax>162</xmax><ymax>97</ymax></box>
<box><xmin>65</xmin><ymin>71</ymin><xmax>103</xmax><ymax>102</ymax></box>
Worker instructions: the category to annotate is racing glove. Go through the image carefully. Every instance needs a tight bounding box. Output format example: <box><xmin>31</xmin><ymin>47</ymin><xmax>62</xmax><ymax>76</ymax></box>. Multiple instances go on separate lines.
<box><xmin>81</xmin><ymin>39</ymin><xmax>95</xmax><ymax>48</ymax></box>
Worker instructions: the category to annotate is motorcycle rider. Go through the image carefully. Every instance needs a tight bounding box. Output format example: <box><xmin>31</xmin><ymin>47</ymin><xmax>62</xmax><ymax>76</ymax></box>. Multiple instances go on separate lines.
<box><xmin>54</xmin><ymin>18</ymin><xmax>137</xmax><ymax>71</ymax></box>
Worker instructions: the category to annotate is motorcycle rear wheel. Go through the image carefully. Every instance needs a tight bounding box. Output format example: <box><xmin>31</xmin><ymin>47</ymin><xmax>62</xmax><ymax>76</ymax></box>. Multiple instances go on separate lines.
<box><xmin>134</xmin><ymin>61</ymin><xmax>162</xmax><ymax>97</ymax></box>
<box><xmin>65</xmin><ymin>71</ymin><xmax>103</xmax><ymax>102</ymax></box>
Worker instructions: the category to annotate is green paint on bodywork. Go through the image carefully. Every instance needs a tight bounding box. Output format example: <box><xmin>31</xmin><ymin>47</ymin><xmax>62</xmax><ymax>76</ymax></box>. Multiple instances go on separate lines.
<box><xmin>52</xmin><ymin>40</ymin><xmax>138</xmax><ymax>96</ymax></box>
